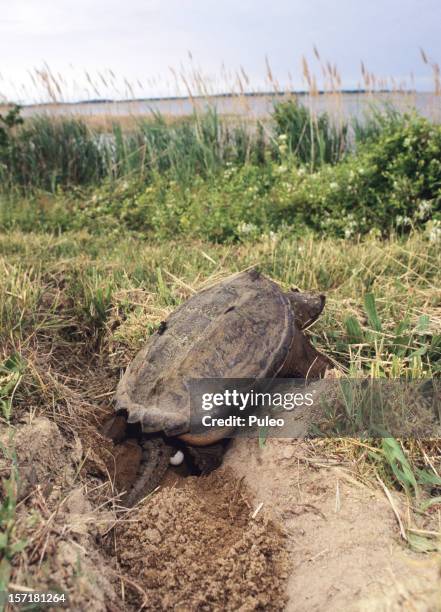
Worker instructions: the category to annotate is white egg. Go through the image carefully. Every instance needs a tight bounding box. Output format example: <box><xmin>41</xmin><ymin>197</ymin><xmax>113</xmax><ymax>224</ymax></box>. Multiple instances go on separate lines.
<box><xmin>169</xmin><ymin>450</ymin><xmax>185</xmax><ymax>466</ymax></box>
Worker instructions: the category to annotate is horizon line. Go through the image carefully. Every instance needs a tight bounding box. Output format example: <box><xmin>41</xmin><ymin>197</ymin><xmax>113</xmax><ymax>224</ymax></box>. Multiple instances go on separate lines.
<box><xmin>3</xmin><ymin>87</ymin><xmax>426</xmax><ymax>109</ymax></box>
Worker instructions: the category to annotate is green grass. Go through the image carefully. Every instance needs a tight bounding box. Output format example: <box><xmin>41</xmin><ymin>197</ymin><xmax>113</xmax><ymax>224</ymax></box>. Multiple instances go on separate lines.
<box><xmin>0</xmin><ymin>355</ymin><xmax>25</xmax><ymax>422</ymax></box>
<box><xmin>1</xmin><ymin>229</ymin><xmax>439</xmax><ymax>375</ymax></box>
<box><xmin>1</xmin><ymin>108</ymin><xmax>440</xmax><ymax>241</ymax></box>
<box><xmin>0</xmin><ymin>108</ymin><xmax>267</xmax><ymax>190</ymax></box>
<box><xmin>0</xmin><ymin>100</ymin><xmax>411</xmax><ymax>194</ymax></box>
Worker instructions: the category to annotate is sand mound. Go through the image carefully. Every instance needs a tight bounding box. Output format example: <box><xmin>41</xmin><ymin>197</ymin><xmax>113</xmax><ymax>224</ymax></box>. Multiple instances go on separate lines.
<box><xmin>0</xmin><ymin>416</ymin><xmax>80</xmax><ymax>499</ymax></box>
<box><xmin>3</xmin><ymin>415</ymin><xmax>440</xmax><ymax>611</ymax></box>
<box><xmin>117</xmin><ymin>470</ymin><xmax>289</xmax><ymax>611</ymax></box>
<box><xmin>0</xmin><ymin>417</ymin><xmax>121</xmax><ymax>611</ymax></box>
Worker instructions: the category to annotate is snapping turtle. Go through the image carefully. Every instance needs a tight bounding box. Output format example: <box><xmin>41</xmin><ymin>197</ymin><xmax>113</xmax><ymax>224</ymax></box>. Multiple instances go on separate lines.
<box><xmin>104</xmin><ymin>270</ymin><xmax>330</xmax><ymax>505</ymax></box>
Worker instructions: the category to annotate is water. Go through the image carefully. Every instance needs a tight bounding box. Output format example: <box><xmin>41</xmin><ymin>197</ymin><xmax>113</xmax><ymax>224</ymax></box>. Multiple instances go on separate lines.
<box><xmin>17</xmin><ymin>91</ymin><xmax>441</xmax><ymax>122</ymax></box>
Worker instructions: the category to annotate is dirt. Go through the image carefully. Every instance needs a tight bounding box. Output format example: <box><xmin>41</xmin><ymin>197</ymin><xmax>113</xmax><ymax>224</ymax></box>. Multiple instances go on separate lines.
<box><xmin>1</xmin><ymin>417</ymin><xmax>121</xmax><ymax>611</ymax></box>
<box><xmin>0</xmin><ymin>417</ymin><xmax>79</xmax><ymax>500</ymax></box>
<box><xmin>117</xmin><ymin>470</ymin><xmax>288</xmax><ymax>610</ymax></box>
<box><xmin>2</xmin><ymin>416</ymin><xmax>441</xmax><ymax>611</ymax></box>
<box><xmin>224</xmin><ymin>438</ymin><xmax>441</xmax><ymax>612</ymax></box>
<box><xmin>111</xmin><ymin>439</ymin><xmax>143</xmax><ymax>491</ymax></box>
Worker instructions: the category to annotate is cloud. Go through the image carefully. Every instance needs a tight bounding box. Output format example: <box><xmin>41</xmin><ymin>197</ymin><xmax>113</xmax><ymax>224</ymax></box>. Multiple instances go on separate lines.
<box><xmin>0</xmin><ymin>0</ymin><xmax>440</xmax><ymax>102</ymax></box>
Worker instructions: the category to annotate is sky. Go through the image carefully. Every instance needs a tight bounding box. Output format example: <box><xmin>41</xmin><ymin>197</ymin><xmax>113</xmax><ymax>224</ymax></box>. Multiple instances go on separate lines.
<box><xmin>0</xmin><ymin>0</ymin><xmax>440</xmax><ymax>103</ymax></box>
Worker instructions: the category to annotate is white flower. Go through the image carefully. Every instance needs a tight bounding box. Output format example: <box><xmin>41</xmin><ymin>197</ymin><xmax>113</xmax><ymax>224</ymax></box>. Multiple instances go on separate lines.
<box><xmin>396</xmin><ymin>215</ymin><xmax>412</xmax><ymax>227</ymax></box>
<box><xmin>416</xmin><ymin>200</ymin><xmax>432</xmax><ymax>220</ymax></box>
<box><xmin>429</xmin><ymin>227</ymin><xmax>441</xmax><ymax>243</ymax></box>
<box><xmin>238</xmin><ymin>222</ymin><xmax>258</xmax><ymax>235</ymax></box>
<box><xmin>263</xmin><ymin>230</ymin><xmax>278</xmax><ymax>245</ymax></box>
<box><xmin>427</xmin><ymin>220</ymin><xmax>441</xmax><ymax>243</ymax></box>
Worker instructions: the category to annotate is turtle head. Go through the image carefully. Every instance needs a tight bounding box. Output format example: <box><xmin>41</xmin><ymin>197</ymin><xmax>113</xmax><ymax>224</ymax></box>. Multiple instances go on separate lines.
<box><xmin>286</xmin><ymin>289</ymin><xmax>326</xmax><ymax>329</ymax></box>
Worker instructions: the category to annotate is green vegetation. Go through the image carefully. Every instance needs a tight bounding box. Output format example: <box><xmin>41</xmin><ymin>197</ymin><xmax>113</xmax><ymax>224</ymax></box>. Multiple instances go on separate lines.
<box><xmin>0</xmin><ymin>102</ymin><xmax>440</xmax><ymax>241</ymax></box>
<box><xmin>272</xmin><ymin>99</ymin><xmax>348</xmax><ymax>166</ymax></box>
<box><xmin>0</xmin><ymin>229</ymin><xmax>439</xmax><ymax>375</ymax></box>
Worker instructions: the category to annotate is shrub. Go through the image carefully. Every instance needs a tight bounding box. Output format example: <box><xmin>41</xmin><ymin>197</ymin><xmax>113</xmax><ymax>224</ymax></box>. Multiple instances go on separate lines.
<box><xmin>270</xmin><ymin>114</ymin><xmax>441</xmax><ymax>237</ymax></box>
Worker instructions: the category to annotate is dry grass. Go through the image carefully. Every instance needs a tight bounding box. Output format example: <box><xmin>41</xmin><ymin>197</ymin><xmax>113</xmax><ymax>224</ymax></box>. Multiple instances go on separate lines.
<box><xmin>1</xmin><ymin>49</ymin><xmax>440</xmax><ymax>125</ymax></box>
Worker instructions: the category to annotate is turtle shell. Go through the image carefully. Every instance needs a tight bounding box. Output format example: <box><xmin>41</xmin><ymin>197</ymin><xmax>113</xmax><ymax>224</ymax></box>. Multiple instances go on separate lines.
<box><xmin>115</xmin><ymin>270</ymin><xmax>294</xmax><ymax>436</ymax></box>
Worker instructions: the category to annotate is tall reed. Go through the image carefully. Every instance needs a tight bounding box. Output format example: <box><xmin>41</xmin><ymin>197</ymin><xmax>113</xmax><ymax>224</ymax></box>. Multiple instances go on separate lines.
<box><xmin>0</xmin><ymin>109</ymin><xmax>269</xmax><ymax>190</ymax></box>
<box><xmin>0</xmin><ymin>101</ymin><xmax>424</xmax><ymax>192</ymax></box>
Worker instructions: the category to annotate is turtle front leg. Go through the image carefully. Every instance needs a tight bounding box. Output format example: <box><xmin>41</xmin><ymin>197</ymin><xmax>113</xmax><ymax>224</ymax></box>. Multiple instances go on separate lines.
<box><xmin>102</xmin><ymin>415</ymin><xmax>173</xmax><ymax>506</ymax></box>
<box><xmin>124</xmin><ymin>437</ymin><xmax>173</xmax><ymax>506</ymax></box>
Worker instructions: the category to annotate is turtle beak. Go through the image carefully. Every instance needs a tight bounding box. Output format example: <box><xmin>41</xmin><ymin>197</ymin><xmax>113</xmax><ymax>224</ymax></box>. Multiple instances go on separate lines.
<box><xmin>287</xmin><ymin>290</ymin><xmax>326</xmax><ymax>329</ymax></box>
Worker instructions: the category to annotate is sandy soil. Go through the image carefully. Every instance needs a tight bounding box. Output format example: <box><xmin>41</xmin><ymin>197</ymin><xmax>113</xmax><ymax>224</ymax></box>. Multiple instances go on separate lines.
<box><xmin>225</xmin><ymin>438</ymin><xmax>441</xmax><ymax>612</ymax></box>
<box><xmin>1</xmin><ymin>416</ymin><xmax>440</xmax><ymax>611</ymax></box>
<box><xmin>0</xmin><ymin>417</ymin><xmax>120</xmax><ymax>611</ymax></box>
<box><xmin>117</xmin><ymin>470</ymin><xmax>288</xmax><ymax>610</ymax></box>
